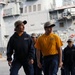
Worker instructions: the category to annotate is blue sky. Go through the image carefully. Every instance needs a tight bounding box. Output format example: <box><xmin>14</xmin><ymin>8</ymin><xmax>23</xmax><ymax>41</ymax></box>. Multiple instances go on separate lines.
<box><xmin>55</xmin><ymin>0</ymin><xmax>62</xmax><ymax>7</ymax></box>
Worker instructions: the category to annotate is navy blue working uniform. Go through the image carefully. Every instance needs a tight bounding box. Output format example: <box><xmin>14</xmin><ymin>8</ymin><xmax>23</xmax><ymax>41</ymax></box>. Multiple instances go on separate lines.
<box><xmin>7</xmin><ymin>32</ymin><xmax>35</xmax><ymax>75</ymax></box>
<box><xmin>62</xmin><ymin>45</ymin><xmax>75</xmax><ymax>75</ymax></box>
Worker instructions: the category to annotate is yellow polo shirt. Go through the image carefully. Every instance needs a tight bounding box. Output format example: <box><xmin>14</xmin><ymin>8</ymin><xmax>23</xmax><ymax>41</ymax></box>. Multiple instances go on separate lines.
<box><xmin>35</xmin><ymin>33</ymin><xmax>63</xmax><ymax>56</ymax></box>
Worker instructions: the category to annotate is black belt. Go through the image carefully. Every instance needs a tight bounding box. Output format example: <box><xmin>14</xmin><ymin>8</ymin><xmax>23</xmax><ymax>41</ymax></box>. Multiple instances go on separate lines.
<box><xmin>43</xmin><ymin>54</ymin><xmax>58</xmax><ymax>59</ymax></box>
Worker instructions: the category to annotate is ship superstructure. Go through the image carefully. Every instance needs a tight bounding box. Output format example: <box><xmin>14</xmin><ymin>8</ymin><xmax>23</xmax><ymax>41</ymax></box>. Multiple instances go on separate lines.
<box><xmin>0</xmin><ymin>0</ymin><xmax>75</xmax><ymax>53</ymax></box>
<box><xmin>49</xmin><ymin>5</ymin><xmax>75</xmax><ymax>47</ymax></box>
<box><xmin>0</xmin><ymin>0</ymin><xmax>75</xmax><ymax>54</ymax></box>
<box><xmin>63</xmin><ymin>0</ymin><xmax>75</xmax><ymax>6</ymax></box>
<box><xmin>0</xmin><ymin>0</ymin><xmax>56</xmax><ymax>52</ymax></box>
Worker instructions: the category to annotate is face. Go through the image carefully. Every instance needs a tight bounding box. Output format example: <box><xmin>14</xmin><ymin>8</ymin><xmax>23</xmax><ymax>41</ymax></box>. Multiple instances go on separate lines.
<box><xmin>16</xmin><ymin>23</ymin><xmax>25</xmax><ymax>32</ymax></box>
<box><xmin>45</xmin><ymin>27</ymin><xmax>52</xmax><ymax>35</ymax></box>
<box><xmin>31</xmin><ymin>37</ymin><xmax>37</xmax><ymax>43</ymax></box>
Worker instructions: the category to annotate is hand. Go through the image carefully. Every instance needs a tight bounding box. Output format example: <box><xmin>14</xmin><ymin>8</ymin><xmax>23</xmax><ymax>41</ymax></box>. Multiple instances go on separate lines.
<box><xmin>28</xmin><ymin>59</ymin><xmax>34</xmax><ymax>64</ymax></box>
<box><xmin>37</xmin><ymin>61</ymin><xmax>42</xmax><ymax>68</ymax></box>
<box><xmin>59</xmin><ymin>61</ymin><xmax>63</xmax><ymax>68</ymax></box>
<box><xmin>8</xmin><ymin>61</ymin><xmax>12</xmax><ymax>66</ymax></box>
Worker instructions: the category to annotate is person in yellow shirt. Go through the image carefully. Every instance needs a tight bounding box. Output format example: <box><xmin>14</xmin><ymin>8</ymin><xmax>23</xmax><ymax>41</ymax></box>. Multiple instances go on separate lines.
<box><xmin>35</xmin><ymin>21</ymin><xmax>63</xmax><ymax>75</ymax></box>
